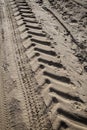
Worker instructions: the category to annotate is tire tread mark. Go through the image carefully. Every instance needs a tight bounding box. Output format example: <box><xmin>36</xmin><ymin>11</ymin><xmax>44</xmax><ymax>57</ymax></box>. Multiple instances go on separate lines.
<box><xmin>9</xmin><ymin>0</ymin><xmax>87</xmax><ymax>129</ymax></box>
<box><xmin>8</xmin><ymin>1</ymin><xmax>52</xmax><ymax>129</ymax></box>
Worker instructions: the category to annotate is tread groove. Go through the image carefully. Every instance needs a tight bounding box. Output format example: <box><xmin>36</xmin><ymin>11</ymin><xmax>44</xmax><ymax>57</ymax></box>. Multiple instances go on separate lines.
<box><xmin>50</xmin><ymin>87</ymin><xmax>84</xmax><ymax>103</ymax></box>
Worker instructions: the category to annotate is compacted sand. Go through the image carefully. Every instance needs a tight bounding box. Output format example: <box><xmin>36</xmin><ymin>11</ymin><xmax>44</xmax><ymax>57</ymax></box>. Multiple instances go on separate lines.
<box><xmin>0</xmin><ymin>0</ymin><xmax>87</xmax><ymax>130</ymax></box>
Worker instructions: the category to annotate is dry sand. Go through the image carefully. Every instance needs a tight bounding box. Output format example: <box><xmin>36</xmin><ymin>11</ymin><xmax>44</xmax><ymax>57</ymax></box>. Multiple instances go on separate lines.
<box><xmin>0</xmin><ymin>0</ymin><xmax>87</xmax><ymax>130</ymax></box>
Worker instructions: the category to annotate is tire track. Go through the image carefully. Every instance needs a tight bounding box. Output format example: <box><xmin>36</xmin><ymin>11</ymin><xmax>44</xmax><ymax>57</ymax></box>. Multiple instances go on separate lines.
<box><xmin>0</xmin><ymin>2</ymin><xmax>13</xmax><ymax>130</ymax></box>
<box><xmin>8</xmin><ymin>0</ymin><xmax>87</xmax><ymax>130</ymax></box>
<box><xmin>6</xmin><ymin>0</ymin><xmax>52</xmax><ymax>130</ymax></box>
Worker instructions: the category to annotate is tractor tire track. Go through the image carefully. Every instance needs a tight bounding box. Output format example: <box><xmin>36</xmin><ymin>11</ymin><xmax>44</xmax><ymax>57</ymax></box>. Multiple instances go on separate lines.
<box><xmin>9</xmin><ymin>0</ymin><xmax>87</xmax><ymax>130</ymax></box>
<box><xmin>1</xmin><ymin>0</ymin><xmax>52</xmax><ymax>130</ymax></box>
<box><xmin>1</xmin><ymin>0</ymin><xmax>87</xmax><ymax>130</ymax></box>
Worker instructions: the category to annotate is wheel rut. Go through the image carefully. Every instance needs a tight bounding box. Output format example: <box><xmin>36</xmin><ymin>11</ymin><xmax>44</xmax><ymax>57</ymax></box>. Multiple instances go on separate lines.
<box><xmin>2</xmin><ymin>0</ymin><xmax>52</xmax><ymax>130</ymax></box>
<box><xmin>2</xmin><ymin>0</ymin><xmax>87</xmax><ymax>130</ymax></box>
